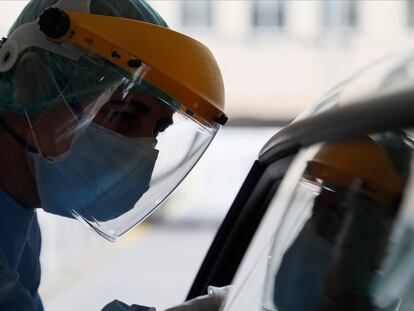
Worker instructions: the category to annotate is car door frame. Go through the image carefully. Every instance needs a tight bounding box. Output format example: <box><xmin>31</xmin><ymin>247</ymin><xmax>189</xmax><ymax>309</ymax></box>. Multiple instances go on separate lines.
<box><xmin>187</xmin><ymin>87</ymin><xmax>414</xmax><ymax>299</ymax></box>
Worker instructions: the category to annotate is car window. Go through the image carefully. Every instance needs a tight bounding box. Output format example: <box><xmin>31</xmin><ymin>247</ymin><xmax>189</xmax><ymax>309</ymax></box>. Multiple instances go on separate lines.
<box><xmin>223</xmin><ymin>129</ymin><xmax>414</xmax><ymax>311</ymax></box>
<box><xmin>223</xmin><ymin>146</ymin><xmax>320</xmax><ymax>311</ymax></box>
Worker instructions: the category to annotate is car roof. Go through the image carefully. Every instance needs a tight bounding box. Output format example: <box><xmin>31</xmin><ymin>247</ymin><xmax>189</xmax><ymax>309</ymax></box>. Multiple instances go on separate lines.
<box><xmin>259</xmin><ymin>86</ymin><xmax>414</xmax><ymax>164</ymax></box>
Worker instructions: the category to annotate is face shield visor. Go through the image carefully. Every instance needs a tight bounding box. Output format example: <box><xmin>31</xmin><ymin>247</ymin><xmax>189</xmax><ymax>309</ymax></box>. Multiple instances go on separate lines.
<box><xmin>259</xmin><ymin>132</ymin><xmax>414</xmax><ymax>311</ymax></box>
<box><xmin>0</xmin><ymin>6</ymin><xmax>226</xmax><ymax>241</ymax></box>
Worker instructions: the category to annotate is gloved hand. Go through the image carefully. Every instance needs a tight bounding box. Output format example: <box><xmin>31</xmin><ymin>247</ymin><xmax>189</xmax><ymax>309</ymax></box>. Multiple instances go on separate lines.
<box><xmin>102</xmin><ymin>300</ymin><xmax>156</xmax><ymax>311</ymax></box>
<box><xmin>164</xmin><ymin>286</ymin><xmax>230</xmax><ymax>311</ymax></box>
<box><xmin>101</xmin><ymin>286</ymin><xmax>230</xmax><ymax>311</ymax></box>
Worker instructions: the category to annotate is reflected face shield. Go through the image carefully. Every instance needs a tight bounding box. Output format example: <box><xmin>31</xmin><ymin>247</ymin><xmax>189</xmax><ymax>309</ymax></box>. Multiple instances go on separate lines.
<box><xmin>263</xmin><ymin>134</ymin><xmax>412</xmax><ymax>311</ymax></box>
<box><xmin>272</xmin><ymin>186</ymin><xmax>395</xmax><ymax>311</ymax></box>
<box><xmin>0</xmin><ymin>3</ymin><xmax>226</xmax><ymax>241</ymax></box>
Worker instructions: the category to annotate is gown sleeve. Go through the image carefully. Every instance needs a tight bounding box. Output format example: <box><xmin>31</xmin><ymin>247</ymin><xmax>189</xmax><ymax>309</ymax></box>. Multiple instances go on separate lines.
<box><xmin>0</xmin><ymin>248</ymin><xmax>36</xmax><ymax>311</ymax></box>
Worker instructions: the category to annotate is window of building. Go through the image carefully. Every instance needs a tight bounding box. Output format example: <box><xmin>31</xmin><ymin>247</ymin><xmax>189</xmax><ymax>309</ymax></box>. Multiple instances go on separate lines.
<box><xmin>407</xmin><ymin>0</ymin><xmax>414</xmax><ymax>27</ymax></box>
<box><xmin>252</xmin><ymin>0</ymin><xmax>286</xmax><ymax>30</ymax></box>
<box><xmin>321</xmin><ymin>0</ymin><xmax>358</xmax><ymax>32</ymax></box>
<box><xmin>181</xmin><ymin>0</ymin><xmax>213</xmax><ymax>28</ymax></box>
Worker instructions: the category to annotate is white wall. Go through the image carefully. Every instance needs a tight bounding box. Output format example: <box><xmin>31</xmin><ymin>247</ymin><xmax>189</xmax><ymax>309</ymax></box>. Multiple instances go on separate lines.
<box><xmin>0</xmin><ymin>1</ymin><xmax>28</xmax><ymax>36</ymax></box>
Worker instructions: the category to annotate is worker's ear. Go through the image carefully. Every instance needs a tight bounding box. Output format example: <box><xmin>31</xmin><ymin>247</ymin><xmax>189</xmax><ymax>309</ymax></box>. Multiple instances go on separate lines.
<box><xmin>12</xmin><ymin>51</ymin><xmax>56</xmax><ymax>110</ymax></box>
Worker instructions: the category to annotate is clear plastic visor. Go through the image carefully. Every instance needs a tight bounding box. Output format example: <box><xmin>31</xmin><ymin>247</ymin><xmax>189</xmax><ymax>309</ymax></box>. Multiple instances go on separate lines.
<box><xmin>0</xmin><ymin>51</ymin><xmax>219</xmax><ymax>241</ymax></box>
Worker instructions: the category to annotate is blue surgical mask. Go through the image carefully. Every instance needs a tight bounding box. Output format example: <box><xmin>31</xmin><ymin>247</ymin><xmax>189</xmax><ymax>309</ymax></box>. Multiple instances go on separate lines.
<box><xmin>273</xmin><ymin>224</ymin><xmax>335</xmax><ymax>311</ymax></box>
<box><xmin>31</xmin><ymin>122</ymin><xmax>159</xmax><ymax>222</ymax></box>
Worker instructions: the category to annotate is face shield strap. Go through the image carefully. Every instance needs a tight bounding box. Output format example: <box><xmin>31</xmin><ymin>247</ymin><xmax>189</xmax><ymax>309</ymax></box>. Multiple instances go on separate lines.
<box><xmin>0</xmin><ymin>116</ymin><xmax>38</xmax><ymax>153</ymax></box>
<box><xmin>0</xmin><ymin>0</ymin><xmax>91</xmax><ymax>73</ymax></box>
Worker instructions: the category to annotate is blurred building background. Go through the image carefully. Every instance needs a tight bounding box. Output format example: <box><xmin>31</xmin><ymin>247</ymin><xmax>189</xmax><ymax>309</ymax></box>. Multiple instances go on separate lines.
<box><xmin>1</xmin><ymin>1</ymin><xmax>414</xmax><ymax>310</ymax></box>
<box><xmin>151</xmin><ymin>0</ymin><xmax>414</xmax><ymax>120</ymax></box>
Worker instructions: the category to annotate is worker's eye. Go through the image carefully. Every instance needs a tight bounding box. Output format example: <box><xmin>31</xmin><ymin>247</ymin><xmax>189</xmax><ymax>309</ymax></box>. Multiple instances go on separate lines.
<box><xmin>97</xmin><ymin>108</ymin><xmax>141</xmax><ymax>133</ymax></box>
<box><xmin>110</xmin><ymin>111</ymin><xmax>138</xmax><ymax>122</ymax></box>
<box><xmin>98</xmin><ymin>104</ymin><xmax>138</xmax><ymax>123</ymax></box>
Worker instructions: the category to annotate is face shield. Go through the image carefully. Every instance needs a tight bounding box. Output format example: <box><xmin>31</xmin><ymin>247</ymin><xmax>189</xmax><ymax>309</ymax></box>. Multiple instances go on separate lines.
<box><xmin>0</xmin><ymin>4</ymin><xmax>226</xmax><ymax>241</ymax></box>
<box><xmin>259</xmin><ymin>132</ymin><xmax>414</xmax><ymax>311</ymax></box>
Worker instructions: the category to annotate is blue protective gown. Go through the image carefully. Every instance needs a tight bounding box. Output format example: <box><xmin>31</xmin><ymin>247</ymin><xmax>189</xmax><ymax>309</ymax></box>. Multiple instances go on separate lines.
<box><xmin>0</xmin><ymin>187</ymin><xmax>43</xmax><ymax>311</ymax></box>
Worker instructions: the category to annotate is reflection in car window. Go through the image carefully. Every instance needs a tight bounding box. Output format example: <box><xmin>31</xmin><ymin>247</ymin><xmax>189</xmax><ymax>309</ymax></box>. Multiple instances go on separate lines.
<box><xmin>223</xmin><ymin>130</ymin><xmax>414</xmax><ymax>311</ymax></box>
<box><xmin>265</xmin><ymin>131</ymin><xmax>413</xmax><ymax>311</ymax></box>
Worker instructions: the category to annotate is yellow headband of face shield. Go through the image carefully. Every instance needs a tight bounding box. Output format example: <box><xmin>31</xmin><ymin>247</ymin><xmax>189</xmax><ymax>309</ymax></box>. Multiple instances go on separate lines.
<box><xmin>37</xmin><ymin>8</ymin><xmax>227</xmax><ymax>127</ymax></box>
<box><xmin>304</xmin><ymin>137</ymin><xmax>403</xmax><ymax>207</ymax></box>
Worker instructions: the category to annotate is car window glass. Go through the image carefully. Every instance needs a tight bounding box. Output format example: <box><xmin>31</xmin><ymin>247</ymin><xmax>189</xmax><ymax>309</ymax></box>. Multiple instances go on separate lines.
<box><xmin>223</xmin><ymin>130</ymin><xmax>414</xmax><ymax>311</ymax></box>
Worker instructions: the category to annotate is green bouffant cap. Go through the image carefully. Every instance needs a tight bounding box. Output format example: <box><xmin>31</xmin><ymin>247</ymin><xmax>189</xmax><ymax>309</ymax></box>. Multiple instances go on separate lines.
<box><xmin>0</xmin><ymin>0</ymin><xmax>168</xmax><ymax>115</ymax></box>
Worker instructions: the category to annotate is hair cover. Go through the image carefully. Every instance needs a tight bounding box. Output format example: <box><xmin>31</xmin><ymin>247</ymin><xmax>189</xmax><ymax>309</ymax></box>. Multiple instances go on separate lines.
<box><xmin>0</xmin><ymin>0</ymin><xmax>168</xmax><ymax>115</ymax></box>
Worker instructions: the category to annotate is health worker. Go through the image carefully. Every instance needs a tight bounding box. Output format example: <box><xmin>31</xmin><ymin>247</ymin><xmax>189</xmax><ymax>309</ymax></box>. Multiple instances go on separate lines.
<box><xmin>0</xmin><ymin>0</ymin><xmax>227</xmax><ymax>310</ymax></box>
